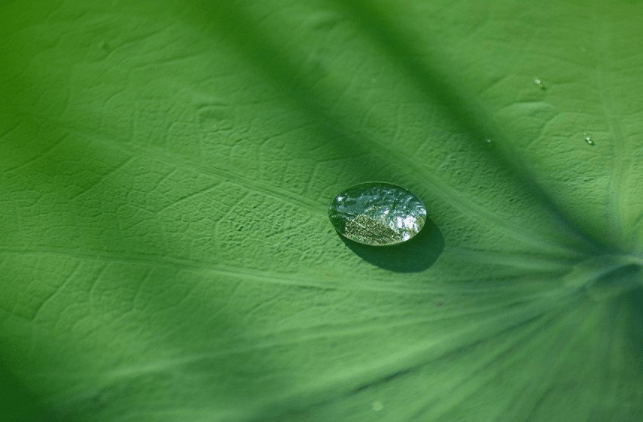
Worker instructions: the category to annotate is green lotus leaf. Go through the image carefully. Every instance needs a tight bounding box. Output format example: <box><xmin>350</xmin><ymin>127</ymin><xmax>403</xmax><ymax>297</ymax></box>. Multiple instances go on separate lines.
<box><xmin>1</xmin><ymin>0</ymin><xmax>642</xmax><ymax>421</ymax></box>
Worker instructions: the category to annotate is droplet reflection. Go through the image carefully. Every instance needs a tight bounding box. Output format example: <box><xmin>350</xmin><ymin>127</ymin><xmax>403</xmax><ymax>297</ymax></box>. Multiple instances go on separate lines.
<box><xmin>328</xmin><ymin>182</ymin><xmax>427</xmax><ymax>246</ymax></box>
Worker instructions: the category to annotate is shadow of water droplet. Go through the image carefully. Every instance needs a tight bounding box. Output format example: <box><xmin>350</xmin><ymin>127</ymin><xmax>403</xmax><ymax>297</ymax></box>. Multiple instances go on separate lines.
<box><xmin>338</xmin><ymin>217</ymin><xmax>444</xmax><ymax>273</ymax></box>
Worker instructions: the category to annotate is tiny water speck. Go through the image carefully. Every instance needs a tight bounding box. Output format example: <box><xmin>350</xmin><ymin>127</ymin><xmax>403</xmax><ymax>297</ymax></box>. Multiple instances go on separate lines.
<box><xmin>584</xmin><ymin>133</ymin><xmax>595</xmax><ymax>146</ymax></box>
<box><xmin>534</xmin><ymin>78</ymin><xmax>546</xmax><ymax>90</ymax></box>
<box><xmin>328</xmin><ymin>182</ymin><xmax>427</xmax><ymax>246</ymax></box>
<box><xmin>485</xmin><ymin>138</ymin><xmax>492</xmax><ymax>144</ymax></box>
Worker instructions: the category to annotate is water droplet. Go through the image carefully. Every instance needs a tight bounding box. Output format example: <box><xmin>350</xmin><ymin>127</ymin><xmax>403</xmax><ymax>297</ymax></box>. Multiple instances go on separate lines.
<box><xmin>328</xmin><ymin>182</ymin><xmax>427</xmax><ymax>246</ymax></box>
<box><xmin>584</xmin><ymin>133</ymin><xmax>595</xmax><ymax>146</ymax></box>
<box><xmin>485</xmin><ymin>138</ymin><xmax>492</xmax><ymax>144</ymax></box>
<box><xmin>372</xmin><ymin>401</ymin><xmax>384</xmax><ymax>412</ymax></box>
<box><xmin>534</xmin><ymin>78</ymin><xmax>546</xmax><ymax>90</ymax></box>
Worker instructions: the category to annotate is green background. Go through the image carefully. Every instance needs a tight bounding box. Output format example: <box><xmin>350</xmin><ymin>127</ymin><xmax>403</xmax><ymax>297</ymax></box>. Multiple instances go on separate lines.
<box><xmin>1</xmin><ymin>0</ymin><xmax>642</xmax><ymax>421</ymax></box>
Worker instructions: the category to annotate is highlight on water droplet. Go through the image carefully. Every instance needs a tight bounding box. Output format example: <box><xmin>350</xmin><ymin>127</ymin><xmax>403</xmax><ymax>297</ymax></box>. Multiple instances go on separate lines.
<box><xmin>328</xmin><ymin>182</ymin><xmax>427</xmax><ymax>246</ymax></box>
<box><xmin>584</xmin><ymin>133</ymin><xmax>595</xmax><ymax>146</ymax></box>
<box><xmin>484</xmin><ymin>138</ymin><xmax>492</xmax><ymax>144</ymax></box>
<box><xmin>534</xmin><ymin>77</ymin><xmax>546</xmax><ymax>90</ymax></box>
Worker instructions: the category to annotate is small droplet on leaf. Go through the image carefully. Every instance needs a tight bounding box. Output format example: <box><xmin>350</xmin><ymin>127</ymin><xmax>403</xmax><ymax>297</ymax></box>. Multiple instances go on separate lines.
<box><xmin>584</xmin><ymin>133</ymin><xmax>595</xmax><ymax>146</ymax></box>
<box><xmin>534</xmin><ymin>78</ymin><xmax>546</xmax><ymax>90</ymax></box>
<box><xmin>328</xmin><ymin>182</ymin><xmax>427</xmax><ymax>246</ymax></box>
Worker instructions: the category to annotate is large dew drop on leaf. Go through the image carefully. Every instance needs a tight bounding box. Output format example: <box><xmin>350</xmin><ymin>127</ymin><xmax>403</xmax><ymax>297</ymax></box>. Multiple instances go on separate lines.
<box><xmin>328</xmin><ymin>182</ymin><xmax>427</xmax><ymax>246</ymax></box>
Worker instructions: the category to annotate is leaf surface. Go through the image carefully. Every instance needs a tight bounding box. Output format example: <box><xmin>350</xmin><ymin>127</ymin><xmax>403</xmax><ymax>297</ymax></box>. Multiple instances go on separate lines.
<box><xmin>1</xmin><ymin>0</ymin><xmax>642</xmax><ymax>421</ymax></box>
